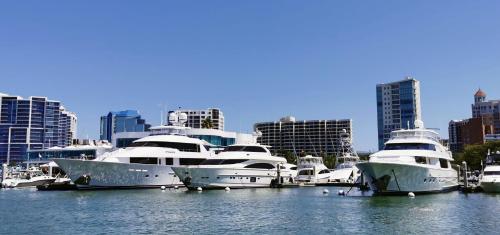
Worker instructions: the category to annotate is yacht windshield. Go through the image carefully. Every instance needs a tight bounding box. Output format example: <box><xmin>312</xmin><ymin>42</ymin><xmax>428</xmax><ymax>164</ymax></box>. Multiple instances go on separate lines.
<box><xmin>129</xmin><ymin>141</ymin><xmax>200</xmax><ymax>152</ymax></box>
<box><xmin>223</xmin><ymin>146</ymin><xmax>267</xmax><ymax>153</ymax></box>
<box><xmin>384</xmin><ymin>143</ymin><xmax>436</xmax><ymax>151</ymax></box>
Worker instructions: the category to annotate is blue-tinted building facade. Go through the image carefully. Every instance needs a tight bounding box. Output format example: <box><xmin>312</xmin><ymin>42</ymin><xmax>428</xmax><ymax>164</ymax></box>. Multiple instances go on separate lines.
<box><xmin>100</xmin><ymin>110</ymin><xmax>151</xmax><ymax>142</ymax></box>
<box><xmin>376</xmin><ymin>78</ymin><xmax>421</xmax><ymax>150</ymax></box>
<box><xmin>0</xmin><ymin>94</ymin><xmax>77</xmax><ymax>163</ymax></box>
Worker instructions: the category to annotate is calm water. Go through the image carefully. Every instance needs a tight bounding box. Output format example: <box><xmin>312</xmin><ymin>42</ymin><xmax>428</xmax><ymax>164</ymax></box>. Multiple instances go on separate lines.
<box><xmin>1</xmin><ymin>187</ymin><xmax>499</xmax><ymax>234</ymax></box>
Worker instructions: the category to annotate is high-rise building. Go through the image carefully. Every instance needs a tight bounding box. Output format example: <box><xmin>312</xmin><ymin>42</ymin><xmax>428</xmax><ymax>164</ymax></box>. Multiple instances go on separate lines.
<box><xmin>254</xmin><ymin>116</ymin><xmax>352</xmax><ymax>155</ymax></box>
<box><xmin>59</xmin><ymin>106</ymin><xmax>77</xmax><ymax>147</ymax></box>
<box><xmin>99</xmin><ymin>110</ymin><xmax>151</xmax><ymax>143</ymax></box>
<box><xmin>0</xmin><ymin>93</ymin><xmax>77</xmax><ymax>163</ymax></box>
<box><xmin>173</xmin><ymin>108</ymin><xmax>224</xmax><ymax>130</ymax></box>
<box><xmin>376</xmin><ymin>77</ymin><xmax>422</xmax><ymax>150</ymax></box>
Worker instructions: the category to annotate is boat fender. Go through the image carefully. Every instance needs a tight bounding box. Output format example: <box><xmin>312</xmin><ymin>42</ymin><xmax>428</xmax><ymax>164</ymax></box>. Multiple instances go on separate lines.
<box><xmin>323</xmin><ymin>189</ymin><xmax>329</xmax><ymax>194</ymax></box>
<box><xmin>408</xmin><ymin>192</ymin><xmax>415</xmax><ymax>198</ymax></box>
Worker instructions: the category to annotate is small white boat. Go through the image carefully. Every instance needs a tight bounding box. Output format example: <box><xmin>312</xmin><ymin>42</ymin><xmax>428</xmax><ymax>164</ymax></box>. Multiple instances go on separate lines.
<box><xmin>295</xmin><ymin>155</ymin><xmax>332</xmax><ymax>184</ymax></box>
<box><xmin>330</xmin><ymin>129</ymin><xmax>360</xmax><ymax>184</ymax></box>
<box><xmin>1</xmin><ymin>167</ymin><xmax>56</xmax><ymax>188</ymax></box>
<box><xmin>479</xmin><ymin>151</ymin><xmax>500</xmax><ymax>193</ymax></box>
<box><xmin>172</xmin><ymin>144</ymin><xmax>294</xmax><ymax>189</ymax></box>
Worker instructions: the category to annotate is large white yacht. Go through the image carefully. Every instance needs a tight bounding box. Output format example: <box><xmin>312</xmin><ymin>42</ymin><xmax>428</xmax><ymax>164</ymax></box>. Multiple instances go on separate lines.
<box><xmin>330</xmin><ymin>129</ymin><xmax>360</xmax><ymax>184</ymax></box>
<box><xmin>479</xmin><ymin>151</ymin><xmax>500</xmax><ymax>193</ymax></box>
<box><xmin>356</xmin><ymin>120</ymin><xmax>458</xmax><ymax>195</ymax></box>
<box><xmin>54</xmin><ymin>112</ymin><xmax>212</xmax><ymax>189</ymax></box>
<box><xmin>295</xmin><ymin>155</ymin><xmax>332</xmax><ymax>184</ymax></box>
<box><xmin>172</xmin><ymin>144</ymin><xmax>294</xmax><ymax>189</ymax></box>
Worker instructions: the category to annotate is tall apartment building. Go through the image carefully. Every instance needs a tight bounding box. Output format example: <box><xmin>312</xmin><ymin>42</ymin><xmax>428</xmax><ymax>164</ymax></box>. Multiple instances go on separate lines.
<box><xmin>99</xmin><ymin>110</ymin><xmax>150</xmax><ymax>143</ymax></box>
<box><xmin>59</xmin><ymin>107</ymin><xmax>78</xmax><ymax>147</ymax></box>
<box><xmin>376</xmin><ymin>77</ymin><xmax>422</xmax><ymax>150</ymax></box>
<box><xmin>0</xmin><ymin>93</ymin><xmax>77</xmax><ymax>163</ymax></box>
<box><xmin>254</xmin><ymin>116</ymin><xmax>352</xmax><ymax>155</ymax></box>
<box><xmin>173</xmin><ymin>108</ymin><xmax>224</xmax><ymax>130</ymax></box>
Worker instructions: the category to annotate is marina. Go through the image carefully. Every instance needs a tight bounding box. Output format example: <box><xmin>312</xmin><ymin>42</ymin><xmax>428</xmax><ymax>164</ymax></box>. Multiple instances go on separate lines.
<box><xmin>1</xmin><ymin>186</ymin><xmax>499</xmax><ymax>234</ymax></box>
<box><xmin>2</xmin><ymin>1</ymin><xmax>500</xmax><ymax>234</ymax></box>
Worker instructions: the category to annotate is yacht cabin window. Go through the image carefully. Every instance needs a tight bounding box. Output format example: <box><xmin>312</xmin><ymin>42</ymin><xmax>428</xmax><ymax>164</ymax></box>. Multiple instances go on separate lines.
<box><xmin>415</xmin><ymin>156</ymin><xmax>427</xmax><ymax>164</ymax></box>
<box><xmin>179</xmin><ymin>158</ymin><xmax>206</xmax><ymax>165</ymax></box>
<box><xmin>130</xmin><ymin>157</ymin><xmax>158</xmax><ymax>165</ymax></box>
<box><xmin>484</xmin><ymin>171</ymin><xmax>500</xmax><ymax>175</ymax></box>
<box><xmin>200</xmin><ymin>159</ymin><xmax>248</xmax><ymax>165</ymax></box>
<box><xmin>384</xmin><ymin>143</ymin><xmax>436</xmax><ymax>151</ymax></box>
<box><xmin>244</xmin><ymin>163</ymin><xmax>275</xmax><ymax>169</ymax></box>
<box><xmin>129</xmin><ymin>141</ymin><xmax>201</xmax><ymax>152</ymax></box>
<box><xmin>223</xmin><ymin>146</ymin><xmax>267</xmax><ymax>153</ymax></box>
<box><xmin>318</xmin><ymin>169</ymin><xmax>330</xmax><ymax>174</ymax></box>
<box><xmin>164</xmin><ymin>158</ymin><xmax>174</xmax><ymax>165</ymax></box>
<box><xmin>439</xmin><ymin>159</ymin><xmax>449</xmax><ymax>168</ymax></box>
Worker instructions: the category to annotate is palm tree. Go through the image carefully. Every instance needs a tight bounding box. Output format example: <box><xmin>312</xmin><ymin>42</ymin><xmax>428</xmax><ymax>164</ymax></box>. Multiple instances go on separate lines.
<box><xmin>201</xmin><ymin>117</ymin><xmax>214</xmax><ymax>129</ymax></box>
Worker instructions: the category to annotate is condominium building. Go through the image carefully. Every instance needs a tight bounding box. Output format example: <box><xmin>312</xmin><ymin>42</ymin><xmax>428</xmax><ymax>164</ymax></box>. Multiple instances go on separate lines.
<box><xmin>172</xmin><ymin>108</ymin><xmax>224</xmax><ymax>130</ymax></box>
<box><xmin>376</xmin><ymin>77</ymin><xmax>422</xmax><ymax>150</ymax></box>
<box><xmin>99</xmin><ymin>110</ymin><xmax>151</xmax><ymax>143</ymax></box>
<box><xmin>0</xmin><ymin>93</ymin><xmax>77</xmax><ymax>163</ymax></box>
<box><xmin>254</xmin><ymin>116</ymin><xmax>352</xmax><ymax>155</ymax></box>
<box><xmin>59</xmin><ymin>107</ymin><xmax>78</xmax><ymax>147</ymax></box>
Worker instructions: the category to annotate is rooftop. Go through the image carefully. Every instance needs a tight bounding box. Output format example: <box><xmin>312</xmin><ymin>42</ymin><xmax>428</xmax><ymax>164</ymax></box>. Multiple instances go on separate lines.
<box><xmin>474</xmin><ymin>88</ymin><xmax>487</xmax><ymax>97</ymax></box>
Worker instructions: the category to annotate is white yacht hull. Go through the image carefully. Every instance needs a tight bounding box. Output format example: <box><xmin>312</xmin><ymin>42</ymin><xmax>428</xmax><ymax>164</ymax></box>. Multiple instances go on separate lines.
<box><xmin>54</xmin><ymin>159</ymin><xmax>183</xmax><ymax>189</ymax></box>
<box><xmin>479</xmin><ymin>178</ymin><xmax>500</xmax><ymax>193</ymax></box>
<box><xmin>172</xmin><ymin>167</ymin><xmax>294</xmax><ymax>189</ymax></box>
<box><xmin>356</xmin><ymin>162</ymin><xmax>458</xmax><ymax>195</ymax></box>
<box><xmin>295</xmin><ymin>174</ymin><xmax>332</xmax><ymax>184</ymax></box>
<box><xmin>331</xmin><ymin>167</ymin><xmax>359</xmax><ymax>183</ymax></box>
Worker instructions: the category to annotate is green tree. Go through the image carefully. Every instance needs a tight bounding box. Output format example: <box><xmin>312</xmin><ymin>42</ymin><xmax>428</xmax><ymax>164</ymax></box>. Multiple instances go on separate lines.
<box><xmin>453</xmin><ymin>141</ymin><xmax>500</xmax><ymax>170</ymax></box>
<box><xmin>277</xmin><ymin>150</ymin><xmax>297</xmax><ymax>164</ymax></box>
<box><xmin>201</xmin><ymin>117</ymin><xmax>213</xmax><ymax>129</ymax></box>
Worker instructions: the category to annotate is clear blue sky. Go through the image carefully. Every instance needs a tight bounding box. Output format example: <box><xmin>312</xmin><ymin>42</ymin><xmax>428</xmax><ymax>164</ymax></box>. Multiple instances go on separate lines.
<box><xmin>1</xmin><ymin>1</ymin><xmax>499</xmax><ymax>151</ymax></box>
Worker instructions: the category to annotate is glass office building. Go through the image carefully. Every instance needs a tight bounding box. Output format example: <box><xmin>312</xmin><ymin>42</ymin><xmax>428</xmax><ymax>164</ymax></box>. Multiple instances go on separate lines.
<box><xmin>376</xmin><ymin>77</ymin><xmax>422</xmax><ymax>150</ymax></box>
<box><xmin>0</xmin><ymin>93</ymin><xmax>77</xmax><ymax>163</ymax></box>
<box><xmin>100</xmin><ymin>110</ymin><xmax>151</xmax><ymax>143</ymax></box>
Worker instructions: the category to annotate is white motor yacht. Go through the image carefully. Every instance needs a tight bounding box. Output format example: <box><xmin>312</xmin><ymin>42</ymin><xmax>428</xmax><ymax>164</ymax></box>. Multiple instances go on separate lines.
<box><xmin>479</xmin><ymin>151</ymin><xmax>500</xmax><ymax>193</ymax></box>
<box><xmin>356</xmin><ymin>120</ymin><xmax>458</xmax><ymax>195</ymax></box>
<box><xmin>330</xmin><ymin>129</ymin><xmax>360</xmax><ymax>184</ymax></box>
<box><xmin>295</xmin><ymin>155</ymin><xmax>332</xmax><ymax>184</ymax></box>
<box><xmin>54</xmin><ymin>112</ymin><xmax>212</xmax><ymax>189</ymax></box>
<box><xmin>172</xmin><ymin>144</ymin><xmax>294</xmax><ymax>189</ymax></box>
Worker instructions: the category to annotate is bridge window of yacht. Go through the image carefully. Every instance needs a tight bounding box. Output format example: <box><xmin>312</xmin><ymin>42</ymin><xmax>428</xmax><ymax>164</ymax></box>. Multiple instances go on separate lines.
<box><xmin>223</xmin><ymin>146</ymin><xmax>267</xmax><ymax>153</ymax></box>
<box><xmin>244</xmin><ymin>163</ymin><xmax>275</xmax><ymax>169</ymax></box>
<box><xmin>415</xmin><ymin>156</ymin><xmax>427</xmax><ymax>164</ymax></box>
<box><xmin>179</xmin><ymin>158</ymin><xmax>206</xmax><ymax>165</ymax></box>
<box><xmin>439</xmin><ymin>159</ymin><xmax>449</xmax><ymax>168</ymax></box>
<box><xmin>130</xmin><ymin>157</ymin><xmax>158</xmax><ymax>165</ymax></box>
<box><xmin>384</xmin><ymin>143</ymin><xmax>436</xmax><ymax>151</ymax></box>
<box><xmin>129</xmin><ymin>141</ymin><xmax>201</xmax><ymax>152</ymax></box>
<box><xmin>290</xmin><ymin>166</ymin><xmax>297</xmax><ymax>170</ymax></box>
<box><xmin>484</xmin><ymin>171</ymin><xmax>500</xmax><ymax>175</ymax></box>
